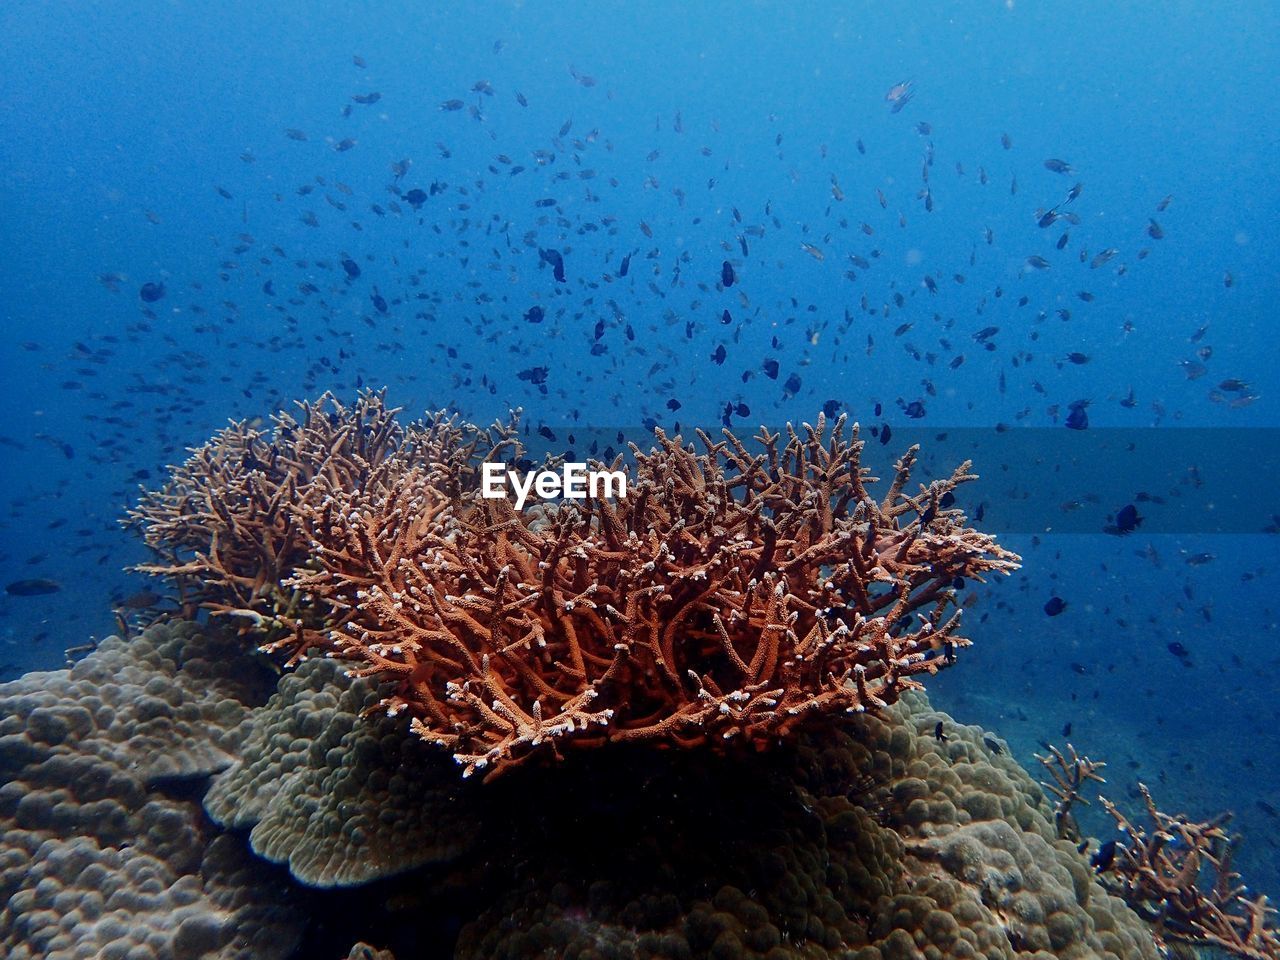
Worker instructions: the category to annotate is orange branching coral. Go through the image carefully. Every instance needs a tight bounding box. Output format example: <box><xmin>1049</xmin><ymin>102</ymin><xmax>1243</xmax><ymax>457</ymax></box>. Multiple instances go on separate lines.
<box><xmin>1100</xmin><ymin>784</ymin><xmax>1280</xmax><ymax>960</ymax></box>
<box><xmin>290</xmin><ymin>413</ymin><xmax>1020</xmax><ymax>777</ymax></box>
<box><xmin>124</xmin><ymin>389</ymin><xmax>519</xmax><ymax>644</ymax></box>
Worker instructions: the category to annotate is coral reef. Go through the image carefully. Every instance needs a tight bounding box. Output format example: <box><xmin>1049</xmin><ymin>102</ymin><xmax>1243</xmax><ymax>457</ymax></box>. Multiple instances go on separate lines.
<box><xmin>203</xmin><ymin>658</ymin><xmax>478</xmax><ymax>888</ymax></box>
<box><xmin>449</xmin><ymin>694</ymin><xmax>1159</xmax><ymax>960</ymax></box>
<box><xmin>1036</xmin><ymin>743</ymin><xmax>1107</xmax><ymax>843</ymax></box>
<box><xmin>1100</xmin><ymin>785</ymin><xmax>1279</xmax><ymax>960</ymax></box>
<box><xmin>0</xmin><ymin>619</ymin><xmax>1178</xmax><ymax>959</ymax></box>
<box><xmin>128</xmin><ymin>396</ymin><xmax>1020</xmax><ymax>778</ymax></box>
<box><xmin>123</xmin><ymin>390</ymin><xmax>518</xmax><ymax>637</ymax></box>
<box><xmin>0</xmin><ymin>623</ymin><xmax>302</xmax><ymax>959</ymax></box>
<box><xmin>300</xmin><ymin>418</ymin><xmax>1020</xmax><ymax>778</ymax></box>
<box><xmin>7</xmin><ymin>394</ymin><xmax>1248</xmax><ymax>958</ymax></box>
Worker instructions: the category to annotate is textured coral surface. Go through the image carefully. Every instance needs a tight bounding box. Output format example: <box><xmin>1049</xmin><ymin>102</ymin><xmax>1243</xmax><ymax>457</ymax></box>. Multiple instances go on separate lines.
<box><xmin>0</xmin><ymin>623</ymin><xmax>302</xmax><ymax>959</ymax></box>
<box><xmin>0</xmin><ymin>621</ymin><xmax>1166</xmax><ymax>960</ymax></box>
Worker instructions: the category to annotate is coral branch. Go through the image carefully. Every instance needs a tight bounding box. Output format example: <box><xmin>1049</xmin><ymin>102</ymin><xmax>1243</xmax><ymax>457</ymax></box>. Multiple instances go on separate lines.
<box><xmin>127</xmin><ymin>401</ymin><xmax>1021</xmax><ymax>780</ymax></box>
<box><xmin>1035</xmin><ymin>742</ymin><xmax>1106</xmax><ymax>842</ymax></box>
<box><xmin>1099</xmin><ymin>784</ymin><xmax>1279</xmax><ymax>960</ymax></box>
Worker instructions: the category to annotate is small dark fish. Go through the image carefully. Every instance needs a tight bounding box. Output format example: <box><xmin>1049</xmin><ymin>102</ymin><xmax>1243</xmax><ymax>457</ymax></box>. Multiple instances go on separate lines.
<box><xmin>762</xmin><ymin>358</ymin><xmax>780</xmax><ymax>379</ymax></box>
<box><xmin>1147</xmin><ymin>219</ymin><xmax>1164</xmax><ymax>240</ymax></box>
<box><xmin>1044</xmin><ymin>158</ymin><xmax>1073</xmax><ymax>174</ymax></box>
<box><xmin>371</xmin><ymin>287</ymin><xmax>388</xmax><ymax>314</ymax></box>
<box><xmin>440</xmin><ymin>99</ymin><xmax>465</xmax><ymax>111</ymax></box>
<box><xmin>783</xmin><ymin>373</ymin><xmax>802</xmax><ymax>398</ymax></box>
<box><xmin>1000</xmin><ymin>132</ymin><xmax>1012</xmax><ymax>150</ymax></box>
<box><xmin>403</xmin><ymin>188</ymin><xmax>428</xmax><ymax>208</ymax></box>
<box><xmin>1090</xmin><ymin>248</ymin><xmax>1119</xmax><ymax>269</ymax></box>
<box><xmin>1025</xmin><ymin>255</ymin><xmax>1051</xmax><ymax>271</ymax></box>
<box><xmin>334</xmin><ymin>138</ymin><xmax>357</xmax><ymax>152</ymax></box>
<box><xmin>1062</xmin><ymin>722</ymin><xmax>1072</xmax><ymax>737</ymax></box>
<box><xmin>982</xmin><ymin>735</ymin><xmax>1003</xmax><ymax>755</ymax></box>
<box><xmin>884</xmin><ymin>79</ymin><xmax>914</xmax><ymax>113</ymax></box>
<box><xmin>821</xmin><ymin>399</ymin><xmax>841</xmax><ymax>418</ymax></box>
<box><xmin>1065</xmin><ymin>400</ymin><xmax>1090</xmax><ymax>430</ymax></box>
<box><xmin>523</xmin><ymin>305</ymin><xmax>545</xmax><ymax>324</ymax></box>
<box><xmin>5</xmin><ymin>578</ymin><xmax>61</xmax><ymax>596</ymax></box>
<box><xmin>902</xmin><ymin>400</ymin><xmax>926</xmax><ymax>419</ymax></box>
<box><xmin>721</xmin><ymin>260</ymin><xmax>735</xmax><ymax>287</ymax></box>
<box><xmin>710</xmin><ymin>344</ymin><xmax>726</xmax><ymax>365</ymax></box>
<box><xmin>1167</xmin><ymin>641</ymin><xmax>1192</xmax><ymax>662</ymax></box>
<box><xmin>619</xmin><ymin>251</ymin><xmax>632</xmax><ymax>277</ymax></box>
<box><xmin>1043</xmin><ymin>596</ymin><xmax>1067</xmax><ymax>617</ymax></box>
<box><xmin>518</xmin><ymin>366</ymin><xmax>549</xmax><ymax>385</ymax></box>
<box><xmin>539</xmin><ymin>247</ymin><xmax>566</xmax><ymax>283</ymax></box>
<box><xmin>117</xmin><ymin>590</ymin><xmax>162</xmax><ymax>609</ymax></box>
<box><xmin>1105</xmin><ymin>504</ymin><xmax>1142</xmax><ymax>536</ymax></box>
<box><xmin>139</xmin><ymin>281</ymin><xmax>166</xmax><ymax>303</ymax></box>
<box><xmin>351</xmin><ymin>92</ymin><xmax>382</xmax><ymax>104</ymax></box>
<box><xmin>1184</xmin><ymin>552</ymin><xmax>1215</xmax><ymax>566</ymax></box>
<box><xmin>1091</xmin><ymin>840</ymin><xmax>1118</xmax><ymax>873</ymax></box>
<box><xmin>341</xmin><ymin>258</ymin><xmax>361</xmax><ymax>279</ymax></box>
<box><xmin>934</xmin><ymin>721</ymin><xmax>946</xmax><ymax>742</ymax></box>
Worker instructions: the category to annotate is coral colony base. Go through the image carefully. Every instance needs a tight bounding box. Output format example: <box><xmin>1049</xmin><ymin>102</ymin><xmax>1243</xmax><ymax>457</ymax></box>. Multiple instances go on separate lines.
<box><xmin>0</xmin><ymin>391</ymin><xmax>1274</xmax><ymax>960</ymax></box>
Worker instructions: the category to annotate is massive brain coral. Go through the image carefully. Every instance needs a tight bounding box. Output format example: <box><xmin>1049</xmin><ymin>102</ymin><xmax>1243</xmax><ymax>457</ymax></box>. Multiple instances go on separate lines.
<box><xmin>0</xmin><ymin>623</ymin><xmax>303</xmax><ymax>959</ymax></box>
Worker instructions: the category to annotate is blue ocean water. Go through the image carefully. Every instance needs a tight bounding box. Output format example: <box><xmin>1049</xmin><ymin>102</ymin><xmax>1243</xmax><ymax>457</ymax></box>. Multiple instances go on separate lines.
<box><xmin>1</xmin><ymin>0</ymin><xmax>1277</xmax><ymax>904</ymax></box>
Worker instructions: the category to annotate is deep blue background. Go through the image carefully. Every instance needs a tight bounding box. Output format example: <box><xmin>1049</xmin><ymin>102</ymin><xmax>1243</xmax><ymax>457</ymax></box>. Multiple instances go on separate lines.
<box><xmin>2</xmin><ymin>0</ymin><xmax>1278</xmax><ymax>892</ymax></box>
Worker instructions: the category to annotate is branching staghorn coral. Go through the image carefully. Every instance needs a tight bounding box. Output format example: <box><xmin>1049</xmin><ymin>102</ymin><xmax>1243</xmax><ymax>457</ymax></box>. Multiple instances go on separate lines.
<box><xmin>1100</xmin><ymin>784</ymin><xmax>1280</xmax><ymax>960</ymax></box>
<box><xmin>1036</xmin><ymin>742</ymin><xmax>1106</xmax><ymax>842</ymax></box>
<box><xmin>126</xmin><ymin>397</ymin><xmax>1021</xmax><ymax>778</ymax></box>
<box><xmin>124</xmin><ymin>390</ymin><xmax>519</xmax><ymax>649</ymax></box>
<box><xmin>289</xmin><ymin>413</ymin><xmax>1020</xmax><ymax>777</ymax></box>
<box><xmin>124</xmin><ymin>390</ymin><xmax>404</xmax><ymax>627</ymax></box>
